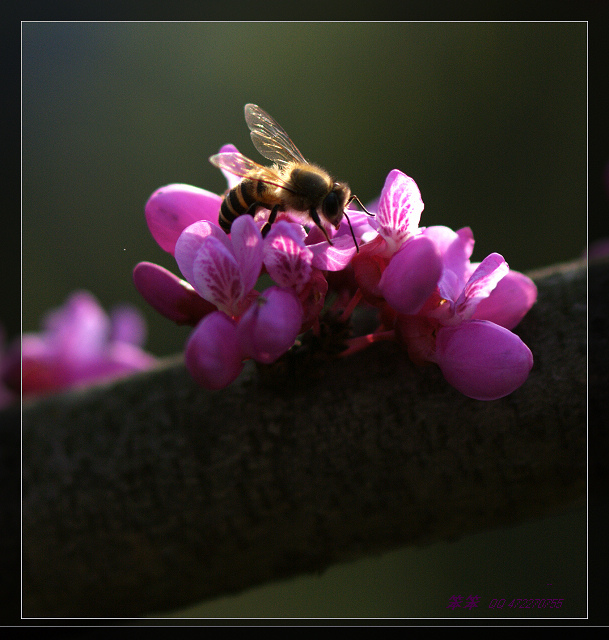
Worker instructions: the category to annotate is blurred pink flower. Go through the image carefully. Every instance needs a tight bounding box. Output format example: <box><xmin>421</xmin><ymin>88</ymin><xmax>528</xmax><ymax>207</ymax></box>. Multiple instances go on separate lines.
<box><xmin>1</xmin><ymin>291</ymin><xmax>157</xmax><ymax>400</ymax></box>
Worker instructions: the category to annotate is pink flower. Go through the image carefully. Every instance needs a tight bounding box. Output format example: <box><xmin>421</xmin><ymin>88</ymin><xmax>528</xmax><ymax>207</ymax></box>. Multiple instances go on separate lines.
<box><xmin>372</xmin><ymin>169</ymin><xmax>425</xmax><ymax>255</ymax></box>
<box><xmin>172</xmin><ymin>217</ymin><xmax>310</xmax><ymax>389</ymax></box>
<box><xmin>138</xmin><ymin>142</ymin><xmax>353</xmax><ymax>333</ymax></box>
<box><xmin>1</xmin><ymin>291</ymin><xmax>157</xmax><ymax>399</ymax></box>
<box><xmin>138</xmin><ymin>158</ymin><xmax>337</xmax><ymax>390</ymax></box>
<box><xmin>470</xmin><ymin>268</ymin><xmax>539</xmax><ymax>330</ymax></box>
<box><xmin>137</xmin><ymin>145</ymin><xmax>538</xmax><ymax>400</ymax></box>
<box><xmin>352</xmin><ymin>170</ymin><xmax>442</xmax><ymax>315</ymax></box>
<box><xmin>263</xmin><ymin>221</ymin><xmax>313</xmax><ymax>294</ymax></box>
<box><xmin>262</xmin><ymin>220</ymin><xmax>329</xmax><ymax>326</ymax></box>
<box><xmin>377</xmin><ymin>235</ymin><xmax>443</xmax><ymax>315</ymax></box>
<box><xmin>396</xmin><ymin>226</ymin><xmax>537</xmax><ymax>400</ymax></box>
<box><xmin>175</xmin><ymin>215</ymin><xmax>263</xmax><ymax>318</ymax></box>
<box><xmin>184</xmin><ymin>285</ymin><xmax>303</xmax><ymax>390</ymax></box>
<box><xmin>137</xmin><ymin>155</ymin><xmax>237</xmax><ymax>326</ymax></box>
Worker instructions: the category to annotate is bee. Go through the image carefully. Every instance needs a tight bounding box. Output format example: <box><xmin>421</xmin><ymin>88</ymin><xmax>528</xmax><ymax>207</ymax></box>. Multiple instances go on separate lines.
<box><xmin>209</xmin><ymin>104</ymin><xmax>372</xmax><ymax>250</ymax></box>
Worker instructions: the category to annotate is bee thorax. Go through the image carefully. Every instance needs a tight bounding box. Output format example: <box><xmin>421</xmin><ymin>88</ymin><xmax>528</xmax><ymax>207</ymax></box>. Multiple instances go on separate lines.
<box><xmin>288</xmin><ymin>166</ymin><xmax>333</xmax><ymax>207</ymax></box>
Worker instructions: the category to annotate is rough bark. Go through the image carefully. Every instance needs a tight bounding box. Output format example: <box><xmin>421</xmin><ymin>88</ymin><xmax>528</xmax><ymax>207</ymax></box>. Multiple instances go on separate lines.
<box><xmin>11</xmin><ymin>257</ymin><xmax>596</xmax><ymax>619</ymax></box>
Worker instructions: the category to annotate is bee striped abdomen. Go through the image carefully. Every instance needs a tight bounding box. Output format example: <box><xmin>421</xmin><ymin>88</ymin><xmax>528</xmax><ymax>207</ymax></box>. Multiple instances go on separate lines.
<box><xmin>219</xmin><ymin>178</ymin><xmax>261</xmax><ymax>233</ymax></box>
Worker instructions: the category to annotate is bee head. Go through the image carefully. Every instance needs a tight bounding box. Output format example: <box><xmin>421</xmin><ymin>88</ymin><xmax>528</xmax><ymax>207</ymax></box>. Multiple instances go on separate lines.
<box><xmin>322</xmin><ymin>182</ymin><xmax>351</xmax><ymax>229</ymax></box>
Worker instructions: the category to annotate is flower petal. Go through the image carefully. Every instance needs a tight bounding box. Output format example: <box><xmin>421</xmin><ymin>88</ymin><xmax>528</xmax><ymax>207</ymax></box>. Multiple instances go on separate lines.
<box><xmin>376</xmin><ymin>170</ymin><xmax>424</xmax><ymax>252</ymax></box>
<box><xmin>133</xmin><ymin>261</ymin><xmax>216</xmax><ymax>325</ymax></box>
<box><xmin>264</xmin><ymin>221</ymin><xmax>313</xmax><ymax>292</ymax></box>
<box><xmin>454</xmin><ymin>253</ymin><xmax>509</xmax><ymax>320</ymax></box>
<box><xmin>435</xmin><ymin>320</ymin><xmax>533</xmax><ymax>401</ymax></box>
<box><xmin>229</xmin><ymin>215</ymin><xmax>265</xmax><ymax>293</ymax></box>
<box><xmin>237</xmin><ymin>287</ymin><xmax>303</xmax><ymax>364</ymax></box>
<box><xmin>309</xmin><ymin>232</ymin><xmax>359</xmax><ymax>271</ymax></box>
<box><xmin>43</xmin><ymin>291</ymin><xmax>110</xmax><ymax>360</ymax></box>
<box><xmin>185</xmin><ymin>311</ymin><xmax>245</xmax><ymax>390</ymax></box>
<box><xmin>424</xmin><ymin>226</ymin><xmax>475</xmax><ymax>295</ymax></box>
<box><xmin>70</xmin><ymin>342</ymin><xmax>156</xmax><ymax>386</ymax></box>
<box><xmin>191</xmin><ymin>236</ymin><xmax>246</xmax><ymax>316</ymax></box>
<box><xmin>174</xmin><ymin>220</ymin><xmax>229</xmax><ymax>288</ymax></box>
<box><xmin>378</xmin><ymin>234</ymin><xmax>442</xmax><ymax>314</ymax></box>
<box><xmin>472</xmin><ymin>269</ymin><xmax>538</xmax><ymax>329</ymax></box>
<box><xmin>145</xmin><ymin>184</ymin><xmax>222</xmax><ymax>255</ymax></box>
<box><xmin>109</xmin><ymin>303</ymin><xmax>147</xmax><ymax>345</ymax></box>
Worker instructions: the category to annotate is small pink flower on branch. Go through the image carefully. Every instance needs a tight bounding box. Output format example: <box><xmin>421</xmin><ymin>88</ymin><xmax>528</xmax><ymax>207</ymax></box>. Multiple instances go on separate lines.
<box><xmin>394</xmin><ymin>225</ymin><xmax>537</xmax><ymax>400</ymax></box>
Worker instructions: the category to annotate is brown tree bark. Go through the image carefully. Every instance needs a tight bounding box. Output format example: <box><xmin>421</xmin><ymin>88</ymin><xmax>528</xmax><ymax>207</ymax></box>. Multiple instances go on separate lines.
<box><xmin>12</xmin><ymin>257</ymin><xmax>596</xmax><ymax>619</ymax></box>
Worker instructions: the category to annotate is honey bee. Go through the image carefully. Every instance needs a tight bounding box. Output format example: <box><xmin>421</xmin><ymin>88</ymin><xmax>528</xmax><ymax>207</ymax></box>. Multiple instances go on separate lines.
<box><xmin>209</xmin><ymin>104</ymin><xmax>372</xmax><ymax>250</ymax></box>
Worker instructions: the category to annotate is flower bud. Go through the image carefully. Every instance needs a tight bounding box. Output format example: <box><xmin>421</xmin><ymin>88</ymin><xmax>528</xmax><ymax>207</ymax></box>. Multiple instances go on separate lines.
<box><xmin>133</xmin><ymin>261</ymin><xmax>216</xmax><ymax>325</ymax></box>
<box><xmin>435</xmin><ymin>320</ymin><xmax>533</xmax><ymax>401</ymax></box>
<box><xmin>378</xmin><ymin>234</ymin><xmax>442</xmax><ymax>314</ymax></box>
<box><xmin>185</xmin><ymin>311</ymin><xmax>245</xmax><ymax>390</ymax></box>
<box><xmin>237</xmin><ymin>287</ymin><xmax>303</xmax><ymax>364</ymax></box>
<box><xmin>145</xmin><ymin>184</ymin><xmax>222</xmax><ymax>255</ymax></box>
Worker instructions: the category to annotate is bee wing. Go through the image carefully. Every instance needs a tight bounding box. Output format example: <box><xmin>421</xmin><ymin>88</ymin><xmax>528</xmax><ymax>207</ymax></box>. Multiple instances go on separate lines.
<box><xmin>209</xmin><ymin>151</ymin><xmax>296</xmax><ymax>191</ymax></box>
<box><xmin>244</xmin><ymin>103</ymin><xmax>308</xmax><ymax>166</ymax></box>
<box><xmin>209</xmin><ymin>151</ymin><xmax>266</xmax><ymax>178</ymax></box>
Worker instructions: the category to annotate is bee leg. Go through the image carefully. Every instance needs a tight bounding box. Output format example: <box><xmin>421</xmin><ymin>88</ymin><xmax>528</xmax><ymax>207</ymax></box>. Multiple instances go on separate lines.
<box><xmin>261</xmin><ymin>204</ymin><xmax>281</xmax><ymax>237</ymax></box>
<box><xmin>245</xmin><ymin>202</ymin><xmax>261</xmax><ymax>218</ymax></box>
<box><xmin>309</xmin><ymin>208</ymin><xmax>334</xmax><ymax>246</ymax></box>
<box><xmin>343</xmin><ymin>211</ymin><xmax>360</xmax><ymax>253</ymax></box>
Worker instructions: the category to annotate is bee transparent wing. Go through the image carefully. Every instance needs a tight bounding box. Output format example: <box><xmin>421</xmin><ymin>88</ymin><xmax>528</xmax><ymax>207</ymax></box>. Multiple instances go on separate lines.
<box><xmin>209</xmin><ymin>152</ymin><xmax>295</xmax><ymax>191</ymax></box>
<box><xmin>244</xmin><ymin>103</ymin><xmax>308</xmax><ymax>166</ymax></box>
<box><xmin>209</xmin><ymin>151</ymin><xmax>266</xmax><ymax>178</ymax></box>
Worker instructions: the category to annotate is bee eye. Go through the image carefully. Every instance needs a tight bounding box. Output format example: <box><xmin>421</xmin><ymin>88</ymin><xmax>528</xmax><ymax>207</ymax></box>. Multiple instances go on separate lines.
<box><xmin>322</xmin><ymin>191</ymin><xmax>341</xmax><ymax>223</ymax></box>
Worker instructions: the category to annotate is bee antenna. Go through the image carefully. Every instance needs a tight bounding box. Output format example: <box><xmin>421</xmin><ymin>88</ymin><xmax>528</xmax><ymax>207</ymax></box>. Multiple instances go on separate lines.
<box><xmin>343</xmin><ymin>211</ymin><xmax>360</xmax><ymax>253</ymax></box>
<box><xmin>348</xmin><ymin>195</ymin><xmax>375</xmax><ymax>217</ymax></box>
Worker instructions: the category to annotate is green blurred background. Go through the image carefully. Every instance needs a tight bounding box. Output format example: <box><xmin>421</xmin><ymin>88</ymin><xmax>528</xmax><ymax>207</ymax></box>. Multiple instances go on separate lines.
<box><xmin>20</xmin><ymin>22</ymin><xmax>588</xmax><ymax>619</ymax></box>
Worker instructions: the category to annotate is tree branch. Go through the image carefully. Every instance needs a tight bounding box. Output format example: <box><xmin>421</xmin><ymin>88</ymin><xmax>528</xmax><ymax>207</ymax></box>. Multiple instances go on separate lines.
<box><xmin>14</xmin><ymin>257</ymin><xmax>595</xmax><ymax>618</ymax></box>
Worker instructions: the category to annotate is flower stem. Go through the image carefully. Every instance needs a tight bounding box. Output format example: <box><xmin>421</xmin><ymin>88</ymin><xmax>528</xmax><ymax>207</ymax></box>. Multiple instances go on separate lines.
<box><xmin>338</xmin><ymin>289</ymin><xmax>363</xmax><ymax>324</ymax></box>
<box><xmin>339</xmin><ymin>329</ymin><xmax>395</xmax><ymax>358</ymax></box>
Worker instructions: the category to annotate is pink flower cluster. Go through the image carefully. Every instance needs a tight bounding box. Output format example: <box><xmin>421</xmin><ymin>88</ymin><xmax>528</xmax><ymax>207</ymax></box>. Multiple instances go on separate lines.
<box><xmin>1</xmin><ymin>291</ymin><xmax>157</xmax><ymax>403</ymax></box>
<box><xmin>134</xmin><ymin>156</ymin><xmax>537</xmax><ymax>400</ymax></box>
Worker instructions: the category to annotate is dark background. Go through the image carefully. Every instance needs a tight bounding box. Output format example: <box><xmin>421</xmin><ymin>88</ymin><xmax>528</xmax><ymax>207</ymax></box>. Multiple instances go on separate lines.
<box><xmin>18</xmin><ymin>21</ymin><xmax>593</xmax><ymax>620</ymax></box>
